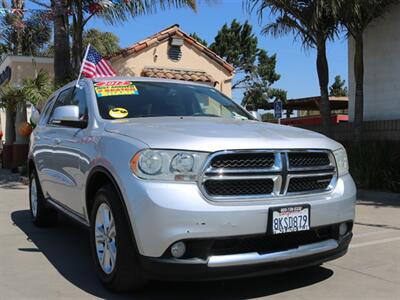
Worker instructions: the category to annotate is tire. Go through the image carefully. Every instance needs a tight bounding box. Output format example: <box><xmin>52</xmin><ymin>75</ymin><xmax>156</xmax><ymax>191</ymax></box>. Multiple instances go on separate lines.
<box><xmin>89</xmin><ymin>184</ymin><xmax>147</xmax><ymax>292</ymax></box>
<box><xmin>29</xmin><ymin>170</ymin><xmax>58</xmax><ymax>226</ymax></box>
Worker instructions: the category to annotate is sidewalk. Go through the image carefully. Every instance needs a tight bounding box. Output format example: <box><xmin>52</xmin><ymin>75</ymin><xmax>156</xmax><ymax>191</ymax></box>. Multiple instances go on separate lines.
<box><xmin>0</xmin><ymin>168</ymin><xmax>27</xmax><ymax>188</ymax></box>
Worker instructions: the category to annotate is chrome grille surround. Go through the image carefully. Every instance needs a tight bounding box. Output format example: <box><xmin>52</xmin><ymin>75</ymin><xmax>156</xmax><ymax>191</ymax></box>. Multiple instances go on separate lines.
<box><xmin>198</xmin><ymin>150</ymin><xmax>337</xmax><ymax>201</ymax></box>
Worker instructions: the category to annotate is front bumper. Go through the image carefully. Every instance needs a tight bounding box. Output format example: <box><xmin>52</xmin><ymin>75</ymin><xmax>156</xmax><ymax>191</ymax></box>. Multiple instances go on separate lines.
<box><xmin>139</xmin><ymin>232</ymin><xmax>352</xmax><ymax>281</ymax></box>
<box><xmin>120</xmin><ymin>173</ymin><xmax>356</xmax><ymax>258</ymax></box>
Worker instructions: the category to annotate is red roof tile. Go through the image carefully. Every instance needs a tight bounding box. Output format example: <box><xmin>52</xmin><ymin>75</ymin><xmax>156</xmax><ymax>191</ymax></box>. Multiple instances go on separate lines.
<box><xmin>141</xmin><ymin>67</ymin><xmax>216</xmax><ymax>84</ymax></box>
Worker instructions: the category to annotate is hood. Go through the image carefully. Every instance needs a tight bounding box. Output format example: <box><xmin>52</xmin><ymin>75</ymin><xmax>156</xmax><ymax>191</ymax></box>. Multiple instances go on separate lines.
<box><xmin>104</xmin><ymin>117</ymin><xmax>341</xmax><ymax>152</ymax></box>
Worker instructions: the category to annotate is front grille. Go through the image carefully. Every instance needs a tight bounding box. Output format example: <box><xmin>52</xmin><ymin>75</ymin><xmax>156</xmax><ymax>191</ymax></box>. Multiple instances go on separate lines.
<box><xmin>210</xmin><ymin>153</ymin><xmax>275</xmax><ymax>169</ymax></box>
<box><xmin>204</xmin><ymin>179</ymin><xmax>274</xmax><ymax>196</ymax></box>
<box><xmin>288</xmin><ymin>175</ymin><xmax>333</xmax><ymax>193</ymax></box>
<box><xmin>200</xmin><ymin>150</ymin><xmax>336</xmax><ymax>200</ymax></box>
<box><xmin>288</xmin><ymin>152</ymin><xmax>330</xmax><ymax>168</ymax></box>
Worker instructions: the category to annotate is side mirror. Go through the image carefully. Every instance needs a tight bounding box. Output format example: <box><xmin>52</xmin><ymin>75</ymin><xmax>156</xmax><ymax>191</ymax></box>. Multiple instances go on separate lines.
<box><xmin>30</xmin><ymin>106</ymin><xmax>41</xmax><ymax>125</ymax></box>
<box><xmin>249</xmin><ymin>111</ymin><xmax>262</xmax><ymax>121</ymax></box>
<box><xmin>51</xmin><ymin>105</ymin><xmax>87</xmax><ymax>128</ymax></box>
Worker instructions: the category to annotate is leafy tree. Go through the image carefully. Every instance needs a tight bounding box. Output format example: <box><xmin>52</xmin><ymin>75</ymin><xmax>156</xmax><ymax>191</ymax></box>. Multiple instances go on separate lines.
<box><xmin>83</xmin><ymin>29</ymin><xmax>121</xmax><ymax>57</ymax></box>
<box><xmin>335</xmin><ymin>0</ymin><xmax>398</xmax><ymax>142</ymax></box>
<box><xmin>0</xmin><ymin>12</ymin><xmax>51</xmax><ymax>56</ymax></box>
<box><xmin>189</xmin><ymin>32</ymin><xmax>208</xmax><ymax>46</ymax></box>
<box><xmin>242</xmin><ymin>49</ymin><xmax>287</xmax><ymax>108</ymax></box>
<box><xmin>210</xmin><ymin>19</ymin><xmax>258</xmax><ymax>89</ymax></box>
<box><xmin>210</xmin><ymin>19</ymin><xmax>286</xmax><ymax>108</ymax></box>
<box><xmin>249</xmin><ymin>0</ymin><xmax>338</xmax><ymax>137</ymax></box>
<box><xmin>329</xmin><ymin>75</ymin><xmax>348</xmax><ymax>97</ymax></box>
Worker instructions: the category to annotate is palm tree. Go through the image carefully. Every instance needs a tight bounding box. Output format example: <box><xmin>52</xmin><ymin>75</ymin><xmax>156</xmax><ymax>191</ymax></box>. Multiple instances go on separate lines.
<box><xmin>0</xmin><ymin>7</ymin><xmax>52</xmax><ymax>148</ymax></box>
<box><xmin>22</xmin><ymin>70</ymin><xmax>54</xmax><ymax>109</ymax></box>
<box><xmin>0</xmin><ymin>85</ymin><xmax>24</xmax><ymax>146</ymax></box>
<box><xmin>248</xmin><ymin>0</ymin><xmax>338</xmax><ymax>137</ymax></box>
<box><xmin>66</xmin><ymin>0</ymin><xmax>198</xmax><ymax>78</ymax></box>
<box><xmin>334</xmin><ymin>0</ymin><xmax>398</xmax><ymax>142</ymax></box>
<box><xmin>52</xmin><ymin>0</ymin><xmax>73</xmax><ymax>84</ymax></box>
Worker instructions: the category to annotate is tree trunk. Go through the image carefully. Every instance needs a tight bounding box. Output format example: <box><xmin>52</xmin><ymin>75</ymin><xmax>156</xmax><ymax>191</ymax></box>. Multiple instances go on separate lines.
<box><xmin>72</xmin><ymin>0</ymin><xmax>84</xmax><ymax>75</ymax></box>
<box><xmin>353</xmin><ymin>35</ymin><xmax>364</xmax><ymax>143</ymax></box>
<box><xmin>4</xmin><ymin>109</ymin><xmax>15</xmax><ymax>145</ymax></box>
<box><xmin>53</xmin><ymin>0</ymin><xmax>72</xmax><ymax>85</ymax></box>
<box><xmin>316</xmin><ymin>42</ymin><xmax>332</xmax><ymax>138</ymax></box>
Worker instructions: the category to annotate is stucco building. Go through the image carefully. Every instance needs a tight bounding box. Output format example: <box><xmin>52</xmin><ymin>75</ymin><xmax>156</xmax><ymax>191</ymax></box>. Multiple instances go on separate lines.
<box><xmin>109</xmin><ymin>24</ymin><xmax>234</xmax><ymax>97</ymax></box>
<box><xmin>0</xmin><ymin>55</ymin><xmax>54</xmax><ymax>141</ymax></box>
<box><xmin>348</xmin><ymin>4</ymin><xmax>400</xmax><ymax>121</ymax></box>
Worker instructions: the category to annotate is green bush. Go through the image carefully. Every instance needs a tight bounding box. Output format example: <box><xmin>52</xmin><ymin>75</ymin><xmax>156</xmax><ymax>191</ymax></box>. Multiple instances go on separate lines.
<box><xmin>344</xmin><ymin>141</ymin><xmax>400</xmax><ymax>193</ymax></box>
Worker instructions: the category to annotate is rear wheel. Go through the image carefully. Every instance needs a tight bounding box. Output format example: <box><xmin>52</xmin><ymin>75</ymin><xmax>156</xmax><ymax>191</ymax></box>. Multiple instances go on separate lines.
<box><xmin>90</xmin><ymin>185</ymin><xmax>147</xmax><ymax>291</ymax></box>
<box><xmin>29</xmin><ymin>170</ymin><xmax>58</xmax><ymax>226</ymax></box>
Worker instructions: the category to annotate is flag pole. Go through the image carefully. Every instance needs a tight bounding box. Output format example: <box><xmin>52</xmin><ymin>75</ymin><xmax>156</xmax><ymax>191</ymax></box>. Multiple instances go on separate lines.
<box><xmin>76</xmin><ymin>43</ymin><xmax>91</xmax><ymax>88</ymax></box>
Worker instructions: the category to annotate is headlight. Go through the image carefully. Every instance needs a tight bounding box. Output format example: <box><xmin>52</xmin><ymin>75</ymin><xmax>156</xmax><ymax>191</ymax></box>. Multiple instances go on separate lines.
<box><xmin>131</xmin><ymin>149</ymin><xmax>208</xmax><ymax>181</ymax></box>
<box><xmin>333</xmin><ymin>147</ymin><xmax>349</xmax><ymax>177</ymax></box>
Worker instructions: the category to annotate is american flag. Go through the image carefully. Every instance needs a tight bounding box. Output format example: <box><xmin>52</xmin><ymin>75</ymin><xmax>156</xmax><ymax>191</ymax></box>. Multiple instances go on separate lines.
<box><xmin>81</xmin><ymin>46</ymin><xmax>116</xmax><ymax>78</ymax></box>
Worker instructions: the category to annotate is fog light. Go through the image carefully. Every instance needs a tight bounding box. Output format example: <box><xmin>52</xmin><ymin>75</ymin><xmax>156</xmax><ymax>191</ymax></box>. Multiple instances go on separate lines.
<box><xmin>339</xmin><ymin>223</ymin><xmax>348</xmax><ymax>236</ymax></box>
<box><xmin>171</xmin><ymin>242</ymin><xmax>186</xmax><ymax>258</ymax></box>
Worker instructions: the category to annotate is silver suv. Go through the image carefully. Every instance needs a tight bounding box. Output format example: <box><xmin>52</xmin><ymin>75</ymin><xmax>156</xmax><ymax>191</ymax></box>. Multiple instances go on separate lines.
<box><xmin>28</xmin><ymin>78</ymin><xmax>356</xmax><ymax>291</ymax></box>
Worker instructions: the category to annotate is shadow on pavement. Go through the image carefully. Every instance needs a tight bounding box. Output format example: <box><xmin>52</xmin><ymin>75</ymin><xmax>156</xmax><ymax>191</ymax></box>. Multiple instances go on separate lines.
<box><xmin>357</xmin><ymin>190</ymin><xmax>400</xmax><ymax>208</ymax></box>
<box><xmin>11</xmin><ymin>209</ymin><xmax>334</xmax><ymax>300</ymax></box>
<box><xmin>0</xmin><ymin>181</ymin><xmax>26</xmax><ymax>190</ymax></box>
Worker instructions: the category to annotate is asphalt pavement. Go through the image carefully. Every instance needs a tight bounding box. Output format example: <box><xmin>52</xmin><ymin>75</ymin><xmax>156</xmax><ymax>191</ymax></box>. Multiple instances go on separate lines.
<box><xmin>0</xmin><ymin>173</ymin><xmax>399</xmax><ymax>299</ymax></box>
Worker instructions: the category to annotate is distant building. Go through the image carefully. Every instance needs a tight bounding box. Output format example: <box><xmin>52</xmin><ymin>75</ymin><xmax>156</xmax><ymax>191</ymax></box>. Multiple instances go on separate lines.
<box><xmin>348</xmin><ymin>4</ymin><xmax>400</xmax><ymax>121</ymax></box>
<box><xmin>261</xmin><ymin>96</ymin><xmax>348</xmax><ymax>125</ymax></box>
<box><xmin>0</xmin><ymin>55</ymin><xmax>54</xmax><ymax>141</ymax></box>
<box><xmin>109</xmin><ymin>24</ymin><xmax>234</xmax><ymax>97</ymax></box>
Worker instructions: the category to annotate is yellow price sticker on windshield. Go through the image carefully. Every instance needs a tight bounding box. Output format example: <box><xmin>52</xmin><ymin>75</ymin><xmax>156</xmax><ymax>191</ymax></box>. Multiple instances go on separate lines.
<box><xmin>95</xmin><ymin>81</ymin><xmax>139</xmax><ymax>97</ymax></box>
<box><xmin>109</xmin><ymin>107</ymin><xmax>128</xmax><ymax>119</ymax></box>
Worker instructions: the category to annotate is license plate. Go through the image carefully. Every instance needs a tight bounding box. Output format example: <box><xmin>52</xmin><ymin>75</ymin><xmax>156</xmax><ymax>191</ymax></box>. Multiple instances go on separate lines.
<box><xmin>269</xmin><ymin>205</ymin><xmax>310</xmax><ymax>234</ymax></box>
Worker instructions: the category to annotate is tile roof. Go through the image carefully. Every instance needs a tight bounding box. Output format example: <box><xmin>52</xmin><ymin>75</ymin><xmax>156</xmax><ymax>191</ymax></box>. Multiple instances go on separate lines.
<box><xmin>109</xmin><ymin>24</ymin><xmax>234</xmax><ymax>74</ymax></box>
<box><xmin>141</xmin><ymin>67</ymin><xmax>216</xmax><ymax>84</ymax></box>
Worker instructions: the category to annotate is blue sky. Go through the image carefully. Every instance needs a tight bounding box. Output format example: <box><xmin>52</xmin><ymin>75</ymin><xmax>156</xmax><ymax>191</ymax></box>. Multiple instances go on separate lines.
<box><xmin>89</xmin><ymin>0</ymin><xmax>348</xmax><ymax>101</ymax></box>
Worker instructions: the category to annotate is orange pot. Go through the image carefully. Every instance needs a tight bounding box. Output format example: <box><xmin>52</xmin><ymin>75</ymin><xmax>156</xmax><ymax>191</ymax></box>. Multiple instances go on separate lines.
<box><xmin>18</xmin><ymin>122</ymin><xmax>33</xmax><ymax>137</ymax></box>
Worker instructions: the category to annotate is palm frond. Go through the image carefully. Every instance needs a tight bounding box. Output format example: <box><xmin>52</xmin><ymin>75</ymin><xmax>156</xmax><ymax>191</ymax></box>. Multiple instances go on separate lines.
<box><xmin>87</xmin><ymin>0</ymin><xmax>197</xmax><ymax>25</ymax></box>
<box><xmin>22</xmin><ymin>70</ymin><xmax>53</xmax><ymax>107</ymax></box>
<box><xmin>0</xmin><ymin>84</ymin><xmax>24</xmax><ymax>111</ymax></box>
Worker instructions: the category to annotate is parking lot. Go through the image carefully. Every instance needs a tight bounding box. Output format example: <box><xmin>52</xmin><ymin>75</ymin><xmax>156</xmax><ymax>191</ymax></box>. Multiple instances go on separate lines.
<box><xmin>0</xmin><ymin>176</ymin><xmax>399</xmax><ymax>300</ymax></box>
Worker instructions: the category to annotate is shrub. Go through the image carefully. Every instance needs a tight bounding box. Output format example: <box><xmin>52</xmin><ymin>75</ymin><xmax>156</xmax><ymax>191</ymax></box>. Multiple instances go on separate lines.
<box><xmin>344</xmin><ymin>141</ymin><xmax>400</xmax><ymax>193</ymax></box>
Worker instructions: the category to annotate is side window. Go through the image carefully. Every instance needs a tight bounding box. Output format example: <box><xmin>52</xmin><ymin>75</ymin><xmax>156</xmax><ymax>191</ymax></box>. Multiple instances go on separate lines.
<box><xmin>48</xmin><ymin>88</ymin><xmax>73</xmax><ymax>124</ymax></box>
<box><xmin>70</xmin><ymin>88</ymin><xmax>89</xmax><ymax>120</ymax></box>
<box><xmin>38</xmin><ymin>96</ymin><xmax>55</xmax><ymax>126</ymax></box>
<box><xmin>48</xmin><ymin>87</ymin><xmax>89</xmax><ymax>124</ymax></box>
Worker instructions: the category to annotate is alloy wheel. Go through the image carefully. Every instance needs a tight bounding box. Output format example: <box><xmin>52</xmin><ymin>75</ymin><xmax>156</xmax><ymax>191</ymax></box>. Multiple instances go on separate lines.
<box><xmin>95</xmin><ymin>203</ymin><xmax>117</xmax><ymax>274</ymax></box>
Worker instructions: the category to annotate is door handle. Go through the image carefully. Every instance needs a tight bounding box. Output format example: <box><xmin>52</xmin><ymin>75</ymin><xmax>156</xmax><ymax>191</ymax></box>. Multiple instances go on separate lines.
<box><xmin>54</xmin><ymin>138</ymin><xmax>62</xmax><ymax>144</ymax></box>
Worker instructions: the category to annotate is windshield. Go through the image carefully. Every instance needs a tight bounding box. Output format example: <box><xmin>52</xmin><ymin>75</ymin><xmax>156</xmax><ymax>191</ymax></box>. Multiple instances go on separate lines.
<box><xmin>94</xmin><ymin>80</ymin><xmax>252</xmax><ymax>120</ymax></box>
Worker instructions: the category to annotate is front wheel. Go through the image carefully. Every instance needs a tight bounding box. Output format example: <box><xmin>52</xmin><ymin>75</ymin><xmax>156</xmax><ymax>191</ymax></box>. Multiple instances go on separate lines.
<box><xmin>89</xmin><ymin>185</ymin><xmax>147</xmax><ymax>292</ymax></box>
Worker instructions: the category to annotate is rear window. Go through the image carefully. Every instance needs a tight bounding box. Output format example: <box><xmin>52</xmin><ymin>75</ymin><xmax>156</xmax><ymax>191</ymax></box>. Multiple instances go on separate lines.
<box><xmin>94</xmin><ymin>81</ymin><xmax>252</xmax><ymax>121</ymax></box>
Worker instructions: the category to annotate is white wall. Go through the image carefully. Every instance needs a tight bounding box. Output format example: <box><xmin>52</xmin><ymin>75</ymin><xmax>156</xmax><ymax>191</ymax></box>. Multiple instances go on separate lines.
<box><xmin>348</xmin><ymin>4</ymin><xmax>400</xmax><ymax>121</ymax></box>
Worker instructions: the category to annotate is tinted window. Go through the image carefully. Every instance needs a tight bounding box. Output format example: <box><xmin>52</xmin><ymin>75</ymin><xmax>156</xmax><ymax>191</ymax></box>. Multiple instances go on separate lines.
<box><xmin>70</xmin><ymin>88</ymin><xmax>89</xmax><ymax>120</ymax></box>
<box><xmin>49</xmin><ymin>87</ymin><xmax>88</xmax><ymax>123</ymax></box>
<box><xmin>94</xmin><ymin>81</ymin><xmax>251</xmax><ymax>121</ymax></box>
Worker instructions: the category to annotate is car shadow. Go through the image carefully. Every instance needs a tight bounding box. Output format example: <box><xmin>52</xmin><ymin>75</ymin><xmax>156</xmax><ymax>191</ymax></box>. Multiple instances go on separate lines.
<box><xmin>11</xmin><ymin>209</ymin><xmax>334</xmax><ymax>299</ymax></box>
